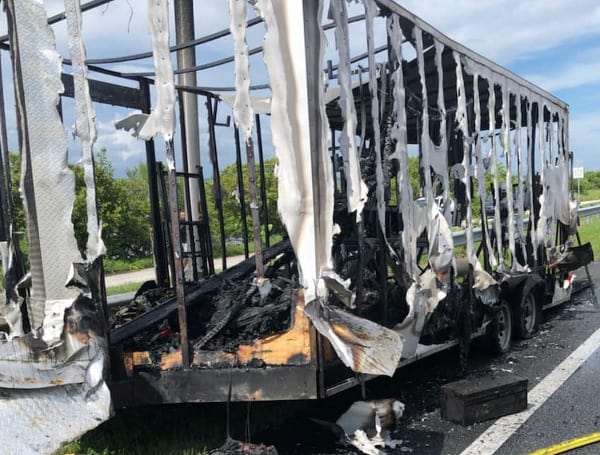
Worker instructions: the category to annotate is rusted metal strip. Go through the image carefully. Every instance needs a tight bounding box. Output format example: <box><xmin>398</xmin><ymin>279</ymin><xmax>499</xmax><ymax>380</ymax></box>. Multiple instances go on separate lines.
<box><xmin>165</xmin><ymin>139</ymin><xmax>190</xmax><ymax>368</ymax></box>
<box><xmin>245</xmin><ymin>137</ymin><xmax>264</xmax><ymax>278</ymax></box>
<box><xmin>234</xmin><ymin>126</ymin><xmax>250</xmax><ymax>258</ymax></box>
<box><xmin>255</xmin><ymin>114</ymin><xmax>270</xmax><ymax>248</ymax></box>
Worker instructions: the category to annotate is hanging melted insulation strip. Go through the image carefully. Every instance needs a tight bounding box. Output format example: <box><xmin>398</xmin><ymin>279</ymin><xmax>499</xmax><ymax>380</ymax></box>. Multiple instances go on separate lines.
<box><xmin>330</xmin><ymin>0</ymin><xmax>367</xmax><ymax>220</ymax></box>
<box><xmin>0</xmin><ymin>1</ymin><xmax>111</xmax><ymax>453</ymax></box>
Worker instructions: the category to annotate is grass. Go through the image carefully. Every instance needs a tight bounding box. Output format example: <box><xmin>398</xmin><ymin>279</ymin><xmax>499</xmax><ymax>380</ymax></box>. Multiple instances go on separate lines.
<box><xmin>56</xmin><ymin>404</ymin><xmax>222</xmax><ymax>455</ymax></box>
<box><xmin>104</xmin><ymin>256</ymin><xmax>154</xmax><ymax>274</ymax></box>
<box><xmin>577</xmin><ymin>218</ymin><xmax>600</xmax><ymax>259</ymax></box>
<box><xmin>579</xmin><ymin>188</ymin><xmax>600</xmax><ymax>203</ymax></box>
<box><xmin>105</xmin><ymin>282</ymin><xmax>144</xmax><ymax>296</ymax></box>
<box><xmin>56</xmin><ymin>401</ymin><xmax>306</xmax><ymax>455</ymax></box>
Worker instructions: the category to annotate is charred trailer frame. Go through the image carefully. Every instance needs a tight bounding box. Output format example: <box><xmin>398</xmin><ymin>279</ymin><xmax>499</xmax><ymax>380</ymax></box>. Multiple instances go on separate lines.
<box><xmin>0</xmin><ymin>1</ymin><xmax>592</xmax><ymax>453</ymax></box>
<box><xmin>104</xmin><ymin>0</ymin><xmax>586</xmax><ymax>402</ymax></box>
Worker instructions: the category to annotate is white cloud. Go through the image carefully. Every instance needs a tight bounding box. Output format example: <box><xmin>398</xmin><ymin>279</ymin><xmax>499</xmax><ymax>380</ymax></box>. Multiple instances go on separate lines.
<box><xmin>96</xmin><ymin>117</ymin><xmax>145</xmax><ymax>163</ymax></box>
<box><xmin>525</xmin><ymin>47</ymin><xmax>600</xmax><ymax>91</ymax></box>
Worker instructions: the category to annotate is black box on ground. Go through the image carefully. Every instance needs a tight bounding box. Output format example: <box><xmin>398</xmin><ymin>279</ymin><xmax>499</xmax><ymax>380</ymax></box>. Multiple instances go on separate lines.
<box><xmin>440</xmin><ymin>373</ymin><xmax>528</xmax><ymax>426</ymax></box>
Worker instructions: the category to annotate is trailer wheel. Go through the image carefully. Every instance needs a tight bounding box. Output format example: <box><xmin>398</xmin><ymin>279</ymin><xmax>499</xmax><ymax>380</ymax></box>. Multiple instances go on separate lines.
<box><xmin>514</xmin><ymin>289</ymin><xmax>540</xmax><ymax>339</ymax></box>
<box><xmin>486</xmin><ymin>300</ymin><xmax>513</xmax><ymax>355</ymax></box>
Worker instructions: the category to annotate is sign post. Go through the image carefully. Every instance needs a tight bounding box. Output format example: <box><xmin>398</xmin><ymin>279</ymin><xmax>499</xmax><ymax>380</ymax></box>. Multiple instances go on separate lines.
<box><xmin>573</xmin><ymin>166</ymin><xmax>584</xmax><ymax>201</ymax></box>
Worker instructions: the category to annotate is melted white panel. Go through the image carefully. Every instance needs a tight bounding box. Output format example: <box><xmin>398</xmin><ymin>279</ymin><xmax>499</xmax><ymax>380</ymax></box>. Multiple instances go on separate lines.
<box><xmin>535</xmin><ymin>98</ymin><xmax>549</xmax><ymax>248</ymax></box>
<box><xmin>255</xmin><ymin>0</ymin><xmax>333</xmax><ymax>301</ymax></box>
<box><xmin>431</xmin><ymin>41</ymin><xmax>449</xmax><ymax>201</ymax></box>
<box><xmin>65</xmin><ymin>0</ymin><xmax>105</xmax><ymax>261</ymax></box>
<box><xmin>466</xmin><ymin>61</ymin><xmax>496</xmax><ymax>268</ymax></box>
<box><xmin>0</xmin><ymin>341</ymin><xmax>110</xmax><ymax>454</ymax></box>
<box><xmin>489</xmin><ymin>81</ymin><xmax>504</xmax><ymax>270</ymax></box>
<box><xmin>501</xmin><ymin>78</ymin><xmax>517</xmax><ymax>270</ymax></box>
<box><xmin>13</xmin><ymin>0</ymin><xmax>81</xmax><ymax>331</ymax></box>
<box><xmin>229</xmin><ymin>0</ymin><xmax>254</xmax><ymax>142</ymax></box>
<box><xmin>414</xmin><ymin>28</ymin><xmax>434</xmax><ymax>211</ymax></box>
<box><xmin>514</xmin><ymin>93</ymin><xmax>527</xmax><ymax>265</ymax></box>
<box><xmin>330</xmin><ymin>0</ymin><xmax>367</xmax><ymax>220</ymax></box>
<box><xmin>526</xmin><ymin>99</ymin><xmax>537</xmax><ymax>261</ymax></box>
<box><xmin>116</xmin><ymin>0</ymin><xmax>175</xmax><ymax>141</ymax></box>
<box><xmin>364</xmin><ymin>0</ymin><xmax>386</xmax><ymax>230</ymax></box>
<box><xmin>472</xmin><ymin>72</ymin><xmax>497</xmax><ymax>268</ymax></box>
<box><xmin>304</xmin><ymin>300</ymin><xmax>403</xmax><ymax>377</ymax></box>
<box><xmin>395</xmin><ymin>271</ymin><xmax>446</xmax><ymax>358</ymax></box>
<box><xmin>453</xmin><ymin>52</ymin><xmax>475</xmax><ymax>263</ymax></box>
<box><xmin>388</xmin><ymin>14</ymin><xmax>424</xmax><ymax>279</ymax></box>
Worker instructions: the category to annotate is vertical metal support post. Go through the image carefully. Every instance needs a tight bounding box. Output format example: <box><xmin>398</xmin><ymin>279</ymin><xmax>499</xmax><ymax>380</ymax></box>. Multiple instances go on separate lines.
<box><xmin>140</xmin><ymin>80</ymin><xmax>170</xmax><ymax>287</ymax></box>
<box><xmin>157</xmin><ymin>162</ymin><xmax>177</xmax><ymax>287</ymax></box>
<box><xmin>206</xmin><ymin>96</ymin><xmax>227</xmax><ymax>270</ymax></box>
<box><xmin>196</xmin><ymin>165</ymin><xmax>214</xmax><ymax>276</ymax></box>
<box><xmin>174</xmin><ymin>0</ymin><xmax>202</xmax><ymax>229</ymax></box>
<box><xmin>245</xmin><ymin>136</ymin><xmax>264</xmax><ymax>278</ymax></box>
<box><xmin>255</xmin><ymin>114</ymin><xmax>270</xmax><ymax>248</ymax></box>
<box><xmin>303</xmin><ymin>0</ymin><xmax>328</xmax><ymax>277</ymax></box>
<box><xmin>377</xmin><ymin>222</ymin><xmax>388</xmax><ymax>326</ymax></box>
<box><xmin>330</xmin><ymin>127</ymin><xmax>337</xmax><ymax>194</ymax></box>
<box><xmin>165</xmin><ymin>140</ymin><xmax>190</xmax><ymax>369</ymax></box>
<box><xmin>234</xmin><ymin>126</ymin><xmax>250</xmax><ymax>258</ymax></box>
<box><xmin>177</xmin><ymin>89</ymin><xmax>201</xmax><ymax>281</ymax></box>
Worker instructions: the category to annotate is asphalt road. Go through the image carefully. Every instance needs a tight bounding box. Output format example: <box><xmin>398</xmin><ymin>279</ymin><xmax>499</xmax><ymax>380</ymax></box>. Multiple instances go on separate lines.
<box><xmin>104</xmin><ymin>254</ymin><xmax>247</xmax><ymax>287</ymax></box>
<box><xmin>257</xmin><ymin>262</ymin><xmax>600</xmax><ymax>455</ymax></box>
<box><xmin>105</xmin><ymin>259</ymin><xmax>600</xmax><ymax>455</ymax></box>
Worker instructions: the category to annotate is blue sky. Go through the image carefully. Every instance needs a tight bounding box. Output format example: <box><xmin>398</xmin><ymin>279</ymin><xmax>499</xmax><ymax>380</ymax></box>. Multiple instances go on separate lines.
<box><xmin>1</xmin><ymin>0</ymin><xmax>599</xmax><ymax>175</ymax></box>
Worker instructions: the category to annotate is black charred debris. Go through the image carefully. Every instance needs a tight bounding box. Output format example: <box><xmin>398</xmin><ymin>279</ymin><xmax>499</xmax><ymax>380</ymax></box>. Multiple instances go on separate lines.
<box><xmin>109</xmin><ymin>212</ymin><xmax>470</xmax><ymax>371</ymax></box>
<box><xmin>109</xmin><ymin>241</ymin><xmax>298</xmax><ymax>365</ymax></box>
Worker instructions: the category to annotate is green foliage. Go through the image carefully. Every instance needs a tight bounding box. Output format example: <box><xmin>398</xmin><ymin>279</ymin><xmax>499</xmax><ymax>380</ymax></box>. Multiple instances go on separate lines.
<box><xmin>8</xmin><ymin>153</ymin><xmax>24</xmax><ymax>232</ymax></box>
<box><xmin>71</xmin><ymin>150</ymin><xmax>152</xmax><ymax>259</ymax></box>
<box><xmin>578</xmin><ymin>218</ymin><xmax>600</xmax><ymax>260</ymax></box>
<box><xmin>8</xmin><ymin>149</ymin><xmax>151</xmax><ymax>261</ymax></box>
<box><xmin>204</xmin><ymin>158</ymin><xmax>281</xmax><ymax>247</ymax></box>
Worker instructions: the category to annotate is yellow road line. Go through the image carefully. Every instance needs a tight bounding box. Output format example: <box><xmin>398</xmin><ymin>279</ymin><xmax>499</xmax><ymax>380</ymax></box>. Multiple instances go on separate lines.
<box><xmin>527</xmin><ymin>432</ymin><xmax>600</xmax><ymax>455</ymax></box>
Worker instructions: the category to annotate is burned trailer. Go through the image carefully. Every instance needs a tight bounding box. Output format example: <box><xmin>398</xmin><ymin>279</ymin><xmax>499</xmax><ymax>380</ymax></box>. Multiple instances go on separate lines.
<box><xmin>0</xmin><ymin>0</ymin><xmax>593</xmax><ymax>453</ymax></box>
<box><xmin>104</xmin><ymin>0</ymin><xmax>588</xmax><ymax>404</ymax></box>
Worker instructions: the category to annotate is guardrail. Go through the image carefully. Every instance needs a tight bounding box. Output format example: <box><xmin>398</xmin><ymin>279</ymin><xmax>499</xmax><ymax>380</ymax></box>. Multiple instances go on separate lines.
<box><xmin>452</xmin><ymin>204</ymin><xmax>600</xmax><ymax>247</ymax></box>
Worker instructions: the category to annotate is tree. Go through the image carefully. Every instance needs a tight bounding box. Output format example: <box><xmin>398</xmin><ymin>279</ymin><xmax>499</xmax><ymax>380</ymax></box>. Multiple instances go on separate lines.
<box><xmin>204</xmin><ymin>158</ymin><xmax>281</xmax><ymax>245</ymax></box>
<box><xmin>71</xmin><ymin>150</ymin><xmax>151</xmax><ymax>259</ymax></box>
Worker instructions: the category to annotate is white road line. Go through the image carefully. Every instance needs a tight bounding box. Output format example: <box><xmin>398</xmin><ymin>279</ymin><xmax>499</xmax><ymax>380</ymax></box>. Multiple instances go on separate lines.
<box><xmin>460</xmin><ymin>326</ymin><xmax>600</xmax><ymax>455</ymax></box>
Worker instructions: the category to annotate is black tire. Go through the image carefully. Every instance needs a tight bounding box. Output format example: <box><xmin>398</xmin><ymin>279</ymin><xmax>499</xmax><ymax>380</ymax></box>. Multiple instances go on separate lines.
<box><xmin>514</xmin><ymin>289</ymin><xmax>541</xmax><ymax>339</ymax></box>
<box><xmin>486</xmin><ymin>300</ymin><xmax>513</xmax><ymax>355</ymax></box>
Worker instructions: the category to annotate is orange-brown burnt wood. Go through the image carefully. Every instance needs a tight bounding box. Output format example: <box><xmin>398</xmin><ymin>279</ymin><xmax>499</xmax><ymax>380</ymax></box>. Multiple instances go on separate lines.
<box><xmin>235</xmin><ymin>290</ymin><xmax>312</xmax><ymax>365</ymax></box>
<box><xmin>128</xmin><ymin>291</ymin><xmax>315</xmax><ymax>371</ymax></box>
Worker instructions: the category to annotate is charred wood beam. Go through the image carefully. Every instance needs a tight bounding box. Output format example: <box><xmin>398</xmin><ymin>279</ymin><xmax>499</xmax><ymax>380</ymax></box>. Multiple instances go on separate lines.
<box><xmin>109</xmin><ymin>239</ymin><xmax>291</xmax><ymax>346</ymax></box>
